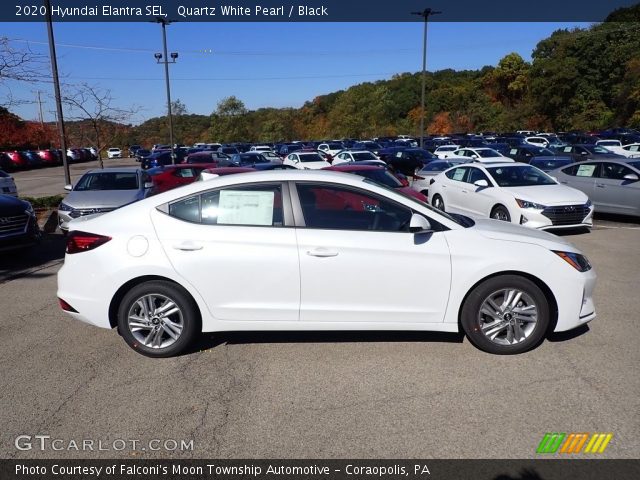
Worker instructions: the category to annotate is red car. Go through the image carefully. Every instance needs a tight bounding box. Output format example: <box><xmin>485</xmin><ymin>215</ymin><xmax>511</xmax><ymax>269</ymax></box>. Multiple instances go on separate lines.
<box><xmin>323</xmin><ymin>164</ymin><xmax>428</xmax><ymax>202</ymax></box>
<box><xmin>147</xmin><ymin>163</ymin><xmax>213</xmax><ymax>194</ymax></box>
<box><xmin>3</xmin><ymin>151</ymin><xmax>29</xmax><ymax>169</ymax></box>
<box><xmin>37</xmin><ymin>149</ymin><xmax>61</xmax><ymax>166</ymax></box>
<box><xmin>200</xmin><ymin>167</ymin><xmax>255</xmax><ymax>178</ymax></box>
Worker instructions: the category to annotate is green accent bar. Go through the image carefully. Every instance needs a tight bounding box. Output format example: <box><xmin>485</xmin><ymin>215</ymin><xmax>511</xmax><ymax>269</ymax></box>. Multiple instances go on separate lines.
<box><xmin>548</xmin><ymin>433</ymin><xmax>567</xmax><ymax>453</ymax></box>
<box><xmin>537</xmin><ymin>433</ymin><xmax>553</xmax><ymax>454</ymax></box>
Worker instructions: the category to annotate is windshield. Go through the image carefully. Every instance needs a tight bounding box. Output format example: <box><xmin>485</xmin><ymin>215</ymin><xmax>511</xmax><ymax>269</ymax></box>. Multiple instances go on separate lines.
<box><xmin>327</xmin><ymin>143</ymin><xmax>343</xmax><ymax>150</ymax></box>
<box><xmin>628</xmin><ymin>161</ymin><xmax>640</xmax><ymax>170</ymax></box>
<box><xmin>486</xmin><ymin>165</ymin><xmax>556</xmax><ymax>187</ymax></box>
<box><xmin>529</xmin><ymin>147</ymin><xmax>554</xmax><ymax>156</ymax></box>
<box><xmin>421</xmin><ymin>161</ymin><xmax>463</xmax><ymax>172</ymax></box>
<box><xmin>353</xmin><ymin>169</ymin><xmax>403</xmax><ymax>188</ymax></box>
<box><xmin>299</xmin><ymin>153</ymin><xmax>324</xmax><ymax>162</ymax></box>
<box><xmin>477</xmin><ymin>149</ymin><xmax>501</xmax><ymax>158</ymax></box>
<box><xmin>239</xmin><ymin>154</ymin><xmax>268</xmax><ymax>164</ymax></box>
<box><xmin>586</xmin><ymin>145</ymin><xmax>613</xmax><ymax>154</ymax></box>
<box><xmin>75</xmin><ymin>172</ymin><xmax>139</xmax><ymax>191</ymax></box>
<box><xmin>530</xmin><ymin>159</ymin><xmax>572</xmax><ymax>170</ymax></box>
<box><xmin>352</xmin><ymin>152</ymin><xmax>377</xmax><ymax>161</ymax></box>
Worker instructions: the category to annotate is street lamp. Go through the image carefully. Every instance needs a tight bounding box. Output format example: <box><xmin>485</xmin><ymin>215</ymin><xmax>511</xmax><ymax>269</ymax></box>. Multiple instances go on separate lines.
<box><xmin>411</xmin><ymin>8</ymin><xmax>441</xmax><ymax>149</ymax></box>
<box><xmin>153</xmin><ymin>17</ymin><xmax>178</xmax><ymax>164</ymax></box>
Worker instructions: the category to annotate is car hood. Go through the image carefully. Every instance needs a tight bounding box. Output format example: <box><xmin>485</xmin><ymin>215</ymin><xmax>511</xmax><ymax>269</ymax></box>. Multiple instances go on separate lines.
<box><xmin>64</xmin><ymin>190</ymin><xmax>141</xmax><ymax>209</ymax></box>
<box><xmin>530</xmin><ymin>155</ymin><xmax>573</xmax><ymax>162</ymax></box>
<box><xmin>500</xmin><ymin>184</ymin><xmax>588</xmax><ymax>206</ymax></box>
<box><xmin>0</xmin><ymin>194</ymin><xmax>29</xmax><ymax>216</ymax></box>
<box><xmin>471</xmin><ymin>218</ymin><xmax>577</xmax><ymax>251</ymax></box>
<box><xmin>398</xmin><ymin>186</ymin><xmax>427</xmax><ymax>201</ymax></box>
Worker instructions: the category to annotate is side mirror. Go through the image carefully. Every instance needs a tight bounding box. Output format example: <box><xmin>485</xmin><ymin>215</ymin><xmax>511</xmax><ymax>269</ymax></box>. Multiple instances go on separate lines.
<box><xmin>471</xmin><ymin>154</ymin><xmax>478</xmax><ymax>159</ymax></box>
<box><xmin>409</xmin><ymin>213</ymin><xmax>432</xmax><ymax>233</ymax></box>
<box><xmin>624</xmin><ymin>173</ymin><xmax>639</xmax><ymax>181</ymax></box>
<box><xmin>64</xmin><ymin>184</ymin><xmax>72</xmax><ymax>191</ymax></box>
<box><xmin>474</xmin><ymin>179</ymin><xmax>489</xmax><ymax>188</ymax></box>
<box><xmin>144</xmin><ymin>181</ymin><xmax>154</xmax><ymax>189</ymax></box>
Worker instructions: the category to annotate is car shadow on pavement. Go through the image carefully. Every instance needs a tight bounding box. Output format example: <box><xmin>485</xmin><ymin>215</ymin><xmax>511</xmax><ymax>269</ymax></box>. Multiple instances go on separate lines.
<box><xmin>547</xmin><ymin>324</ymin><xmax>590</xmax><ymax>343</ymax></box>
<box><xmin>0</xmin><ymin>233</ymin><xmax>66</xmax><ymax>282</ymax></box>
<box><xmin>189</xmin><ymin>330</ymin><xmax>466</xmax><ymax>354</ymax></box>
<box><xmin>594</xmin><ymin>212</ymin><xmax>640</xmax><ymax>226</ymax></box>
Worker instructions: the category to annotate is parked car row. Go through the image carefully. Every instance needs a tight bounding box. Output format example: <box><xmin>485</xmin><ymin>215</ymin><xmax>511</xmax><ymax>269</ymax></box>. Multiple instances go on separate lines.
<box><xmin>0</xmin><ymin>148</ymin><xmax>103</xmax><ymax>171</ymax></box>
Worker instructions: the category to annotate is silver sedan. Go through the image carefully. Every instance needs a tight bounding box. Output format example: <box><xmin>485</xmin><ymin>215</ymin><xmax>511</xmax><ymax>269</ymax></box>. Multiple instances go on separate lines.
<box><xmin>549</xmin><ymin>159</ymin><xmax>640</xmax><ymax>217</ymax></box>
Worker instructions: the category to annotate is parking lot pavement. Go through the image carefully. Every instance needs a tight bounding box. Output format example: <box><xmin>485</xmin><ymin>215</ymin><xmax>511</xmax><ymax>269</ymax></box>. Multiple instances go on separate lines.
<box><xmin>0</xmin><ymin>223</ymin><xmax>638</xmax><ymax>460</ymax></box>
<box><xmin>11</xmin><ymin>158</ymin><xmax>139</xmax><ymax>198</ymax></box>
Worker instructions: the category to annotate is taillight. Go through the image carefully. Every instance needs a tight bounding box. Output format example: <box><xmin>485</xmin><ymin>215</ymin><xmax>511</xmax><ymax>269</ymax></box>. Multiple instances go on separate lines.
<box><xmin>66</xmin><ymin>231</ymin><xmax>112</xmax><ymax>254</ymax></box>
<box><xmin>58</xmin><ymin>298</ymin><xmax>78</xmax><ymax>312</ymax></box>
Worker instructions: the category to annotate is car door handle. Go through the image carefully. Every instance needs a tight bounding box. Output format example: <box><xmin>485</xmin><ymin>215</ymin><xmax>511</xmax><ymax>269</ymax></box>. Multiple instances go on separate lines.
<box><xmin>173</xmin><ymin>241</ymin><xmax>203</xmax><ymax>251</ymax></box>
<box><xmin>596</xmin><ymin>184</ymin><xmax>606</xmax><ymax>188</ymax></box>
<box><xmin>306</xmin><ymin>248</ymin><xmax>338</xmax><ymax>257</ymax></box>
<box><xmin>559</xmin><ymin>181</ymin><xmax>568</xmax><ymax>184</ymax></box>
<box><xmin>461</xmin><ymin>189</ymin><xmax>468</xmax><ymax>193</ymax></box>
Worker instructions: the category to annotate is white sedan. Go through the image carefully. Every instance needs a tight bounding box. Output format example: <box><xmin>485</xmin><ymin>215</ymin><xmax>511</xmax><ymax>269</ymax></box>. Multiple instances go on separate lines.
<box><xmin>453</xmin><ymin>147</ymin><xmax>514</xmax><ymax>163</ymax></box>
<box><xmin>282</xmin><ymin>152</ymin><xmax>331</xmax><ymax>169</ymax></box>
<box><xmin>107</xmin><ymin>148</ymin><xmax>122</xmax><ymax>159</ymax></box>
<box><xmin>57</xmin><ymin>169</ymin><xmax>596</xmax><ymax>357</ymax></box>
<box><xmin>433</xmin><ymin>145</ymin><xmax>461</xmax><ymax>158</ymax></box>
<box><xmin>428</xmin><ymin>162</ymin><xmax>594</xmax><ymax>230</ymax></box>
<box><xmin>332</xmin><ymin>150</ymin><xmax>385</xmax><ymax>165</ymax></box>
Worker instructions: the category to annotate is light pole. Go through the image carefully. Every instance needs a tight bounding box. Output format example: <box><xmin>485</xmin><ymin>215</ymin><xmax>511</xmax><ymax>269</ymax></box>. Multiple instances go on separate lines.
<box><xmin>154</xmin><ymin>18</ymin><xmax>178</xmax><ymax>164</ymax></box>
<box><xmin>44</xmin><ymin>0</ymin><xmax>71</xmax><ymax>185</ymax></box>
<box><xmin>411</xmin><ymin>8</ymin><xmax>441</xmax><ymax>149</ymax></box>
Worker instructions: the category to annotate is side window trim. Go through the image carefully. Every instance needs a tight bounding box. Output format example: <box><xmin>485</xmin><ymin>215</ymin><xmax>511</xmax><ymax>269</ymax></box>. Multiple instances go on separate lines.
<box><xmin>158</xmin><ymin>181</ymin><xmax>293</xmax><ymax>227</ymax></box>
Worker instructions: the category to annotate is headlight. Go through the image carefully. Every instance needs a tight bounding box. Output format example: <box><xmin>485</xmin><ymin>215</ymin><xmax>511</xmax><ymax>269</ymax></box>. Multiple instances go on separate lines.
<box><xmin>24</xmin><ymin>203</ymin><xmax>34</xmax><ymax>215</ymax></box>
<box><xmin>59</xmin><ymin>202</ymin><xmax>72</xmax><ymax>212</ymax></box>
<box><xmin>553</xmin><ymin>251</ymin><xmax>592</xmax><ymax>272</ymax></box>
<box><xmin>585</xmin><ymin>199</ymin><xmax>592</xmax><ymax>208</ymax></box>
<box><xmin>515</xmin><ymin>198</ymin><xmax>546</xmax><ymax>210</ymax></box>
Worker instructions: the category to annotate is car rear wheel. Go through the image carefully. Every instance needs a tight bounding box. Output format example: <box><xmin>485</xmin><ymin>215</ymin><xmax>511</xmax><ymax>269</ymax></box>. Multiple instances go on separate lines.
<box><xmin>460</xmin><ymin>275</ymin><xmax>549</xmax><ymax>354</ymax></box>
<box><xmin>491</xmin><ymin>205</ymin><xmax>511</xmax><ymax>222</ymax></box>
<box><xmin>432</xmin><ymin>194</ymin><xmax>445</xmax><ymax>211</ymax></box>
<box><xmin>117</xmin><ymin>280</ymin><xmax>199</xmax><ymax>358</ymax></box>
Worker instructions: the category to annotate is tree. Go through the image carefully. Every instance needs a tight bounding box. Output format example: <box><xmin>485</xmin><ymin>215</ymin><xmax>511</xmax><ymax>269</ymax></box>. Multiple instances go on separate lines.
<box><xmin>0</xmin><ymin>37</ymin><xmax>48</xmax><ymax>107</ymax></box>
<box><xmin>62</xmin><ymin>83</ymin><xmax>139</xmax><ymax>168</ymax></box>
<box><xmin>209</xmin><ymin>96</ymin><xmax>250</xmax><ymax>142</ymax></box>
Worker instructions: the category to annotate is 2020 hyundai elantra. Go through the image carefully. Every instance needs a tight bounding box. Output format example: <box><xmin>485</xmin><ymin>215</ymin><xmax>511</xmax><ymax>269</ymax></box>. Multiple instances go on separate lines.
<box><xmin>57</xmin><ymin>170</ymin><xmax>596</xmax><ymax>357</ymax></box>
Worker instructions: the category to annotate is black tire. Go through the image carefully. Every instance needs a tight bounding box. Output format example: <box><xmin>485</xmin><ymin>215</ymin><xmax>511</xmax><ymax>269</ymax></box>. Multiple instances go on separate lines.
<box><xmin>420</xmin><ymin>190</ymin><xmax>429</xmax><ymax>197</ymax></box>
<box><xmin>491</xmin><ymin>204</ymin><xmax>511</xmax><ymax>222</ymax></box>
<box><xmin>432</xmin><ymin>194</ymin><xmax>445</xmax><ymax>212</ymax></box>
<box><xmin>460</xmin><ymin>275</ymin><xmax>549</xmax><ymax>355</ymax></box>
<box><xmin>117</xmin><ymin>280</ymin><xmax>200</xmax><ymax>358</ymax></box>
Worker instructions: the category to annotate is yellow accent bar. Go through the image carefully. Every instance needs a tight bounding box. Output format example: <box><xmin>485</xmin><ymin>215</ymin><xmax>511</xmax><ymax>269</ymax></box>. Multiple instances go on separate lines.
<box><xmin>560</xmin><ymin>434</ymin><xmax>575</xmax><ymax>453</ymax></box>
<box><xmin>572</xmin><ymin>433</ymin><xmax>589</xmax><ymax>453</ymax></box>
<box><xmin>597</xmin><ymin>433</ymin><xmax>613</xmax><ymax>453</ymax></box>
<box><xmin>584</xmin><ymin>434</ymin><xmax>598</xmax><ymax>453</ymax></box>
<box><xmin>590</xmin><ymin>434</ymin><xmax>606</xmax><ymax>453</ymax></box>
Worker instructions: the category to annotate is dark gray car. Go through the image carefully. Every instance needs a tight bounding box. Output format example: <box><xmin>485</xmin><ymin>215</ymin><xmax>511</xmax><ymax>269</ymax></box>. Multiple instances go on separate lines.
<box><xmin>58</xmin><ymin>167</ymin><xmax>153</xmax><ymax>232</ymax></box>
<box><xmin>549</xmin><ymin>159</ymin><xmax>640</xmax><ymax>217</ymax></box>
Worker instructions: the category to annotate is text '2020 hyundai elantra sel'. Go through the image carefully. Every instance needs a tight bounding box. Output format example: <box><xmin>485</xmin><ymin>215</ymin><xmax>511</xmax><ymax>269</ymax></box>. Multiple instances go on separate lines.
<box><xmin>57</xmin><ymin>170</ymin><xmax>596</xmax><ymax>357</ymax></box>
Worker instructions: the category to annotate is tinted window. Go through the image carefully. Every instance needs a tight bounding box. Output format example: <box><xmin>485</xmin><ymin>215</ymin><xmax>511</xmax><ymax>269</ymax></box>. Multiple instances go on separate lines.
<box><xmin>296</xmin><ymin>183</ymin><xmax>411</xmax><ymax>232</ymax></box>
<box><xmin>168</xmin><ymin>184</ymin><xmax>283</xmax><ymax>226</ymax></box>
<box><xmin>352</xmin><ymin>152</ymin><xmax>377</xmax><ymax>161</ymax></box>
<box><xmin>466</xmin><ymin>168</ymin><xmax>490</xmax><ymax>185</ymax></box>
<box><xmin>598</xmin><ymin>163</ymin><xmax>634</xmax><ymax>180</ymax></box>
<box><xmin>298</xmin><ymin>154</ymin><xmax>324</xmax><ymax>163</ymax></box>
<box><xmin>352</xmin><ymin>169</ymin><xmax>403</xmax><ymax>188</ymax></box>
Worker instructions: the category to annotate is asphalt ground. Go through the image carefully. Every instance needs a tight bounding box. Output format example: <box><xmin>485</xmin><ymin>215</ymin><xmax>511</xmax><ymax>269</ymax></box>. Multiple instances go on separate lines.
<box><xmin>0</xmin><ymin>163</ymin><xmax>638</xmax><ymax>460</ymax></box>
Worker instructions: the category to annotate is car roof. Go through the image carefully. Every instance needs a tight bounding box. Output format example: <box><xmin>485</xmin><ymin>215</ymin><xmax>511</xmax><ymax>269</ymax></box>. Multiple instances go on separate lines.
<box><xmin>325</xmin><ymin>165</ymin><xmax>383</xmax><ymax>172</ymax></box>
<box><xmin>86</xmin><ymin>167</ymin><xmax>141</xmax><ymax>174</ymax></box>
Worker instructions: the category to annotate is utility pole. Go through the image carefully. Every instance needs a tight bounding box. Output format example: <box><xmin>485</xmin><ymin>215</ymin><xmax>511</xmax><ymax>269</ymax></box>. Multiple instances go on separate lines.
<box><xmin>32</xmin><ymin>90</ymin><xmax>45</xmax><ymax>127</ymax></box>
<box><xmin>154</xmin><ymin>18</ymin><xmax>178</xmax><ymax>164</ymax></box>
<box><xmin>44</xmin><ymin>0</ymin><xmax>71</xmax><ymax>185</ymax></box>
<box><xmin>411</xmin><ymin>8</ymin><xmax>441</xmax><ymax>149</ymax></box>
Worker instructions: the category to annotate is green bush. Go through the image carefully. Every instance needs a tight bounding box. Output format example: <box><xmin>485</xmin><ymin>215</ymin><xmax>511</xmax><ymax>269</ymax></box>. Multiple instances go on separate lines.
<box><xmin>20</xmin><ymin>195</ymin><xmax>65</xmax><ymax>209</ymax></box>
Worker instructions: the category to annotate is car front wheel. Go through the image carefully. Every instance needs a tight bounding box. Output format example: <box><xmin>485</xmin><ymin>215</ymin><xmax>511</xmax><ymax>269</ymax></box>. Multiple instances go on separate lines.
<box><xmin>460</xmin><ymin>275</ymin><xmax>550</xmax><ymax>354</ymax></box>
<box><xmin>117</xmin><ymin>280</ymin><xmax>199</xmax><ymax>357</ymax></box>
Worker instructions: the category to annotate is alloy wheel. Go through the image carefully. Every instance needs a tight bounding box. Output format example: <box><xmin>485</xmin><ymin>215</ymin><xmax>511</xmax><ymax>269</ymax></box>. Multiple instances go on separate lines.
<box><xmin>127</xmin><ymin>294</ymin><xmax>184</xmax><ymax>349</ymax></box>
<box><xmin>477</xmin><ymin>288</ymin><xmax>538</xmax><ymax>345</ymax></box>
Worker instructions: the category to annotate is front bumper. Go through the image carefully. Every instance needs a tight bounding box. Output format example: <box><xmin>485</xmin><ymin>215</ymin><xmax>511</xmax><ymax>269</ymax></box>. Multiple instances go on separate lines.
<box><xmin>0</xmin><ymin>215</ymin><xmax>40</xmax><ymax>252</ymax></box>
<box><xmin>518</xmin><ymin>204</ymin><xmax>594</xmax><ymax>230</ymax></box>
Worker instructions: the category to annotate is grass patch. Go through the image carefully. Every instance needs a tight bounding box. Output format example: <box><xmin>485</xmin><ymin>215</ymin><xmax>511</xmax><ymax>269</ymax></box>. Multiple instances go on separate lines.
<box><xmin>20</xmin><ymin>195</ymin><xmax>65</xmax><ymax>209</ymax></box>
